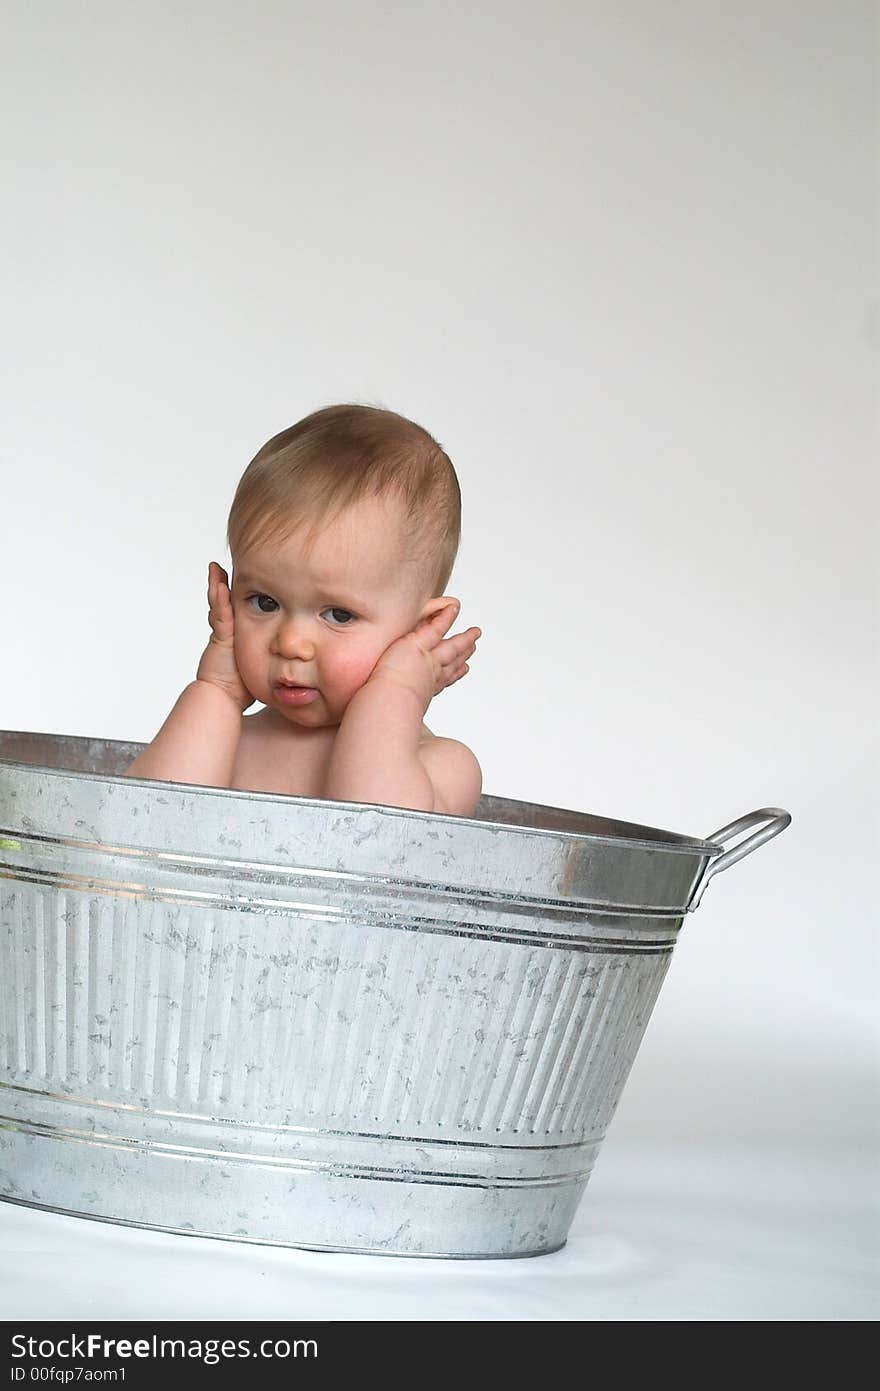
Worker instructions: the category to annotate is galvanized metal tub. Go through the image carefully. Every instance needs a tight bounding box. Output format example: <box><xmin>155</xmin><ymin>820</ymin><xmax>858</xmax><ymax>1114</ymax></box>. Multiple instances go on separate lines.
<box><xmin>0</xmin><ymin>730</ymin><xmax>789</xmax><ymax>1258</ymax></box>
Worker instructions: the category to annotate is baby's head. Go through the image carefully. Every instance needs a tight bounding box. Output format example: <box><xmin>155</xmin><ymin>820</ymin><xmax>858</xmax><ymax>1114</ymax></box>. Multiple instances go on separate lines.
<box><xmin>226</xmin><ymin>404</ymin><xmax>462</xmax><ymax>726</ymax></box>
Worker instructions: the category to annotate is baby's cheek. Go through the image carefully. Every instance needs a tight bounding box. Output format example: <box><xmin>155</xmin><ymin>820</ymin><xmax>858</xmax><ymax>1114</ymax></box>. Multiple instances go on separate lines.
<box><xmin>328</xmin><ymin>644</ymin><xmax>383</xmax><ymax>695</ymax></box>
<box><xmin>233</xmin><ymin>630</ymin><xmax>261</xmax><ymax>680</ymax></box>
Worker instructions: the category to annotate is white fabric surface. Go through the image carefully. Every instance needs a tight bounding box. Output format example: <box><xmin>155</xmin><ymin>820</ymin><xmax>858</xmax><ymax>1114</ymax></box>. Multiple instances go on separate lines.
<box><xmin>2</xmin><ymin>1139</ymin><xmax>874</xmax><ymax>1322</ymax></box>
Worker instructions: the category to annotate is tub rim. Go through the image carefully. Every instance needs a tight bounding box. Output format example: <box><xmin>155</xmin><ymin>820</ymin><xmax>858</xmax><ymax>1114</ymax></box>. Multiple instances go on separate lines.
<box><xmin>0</xmin><ymin>730</ymin><xmax>723</xmax><ymax>860</ymax></box>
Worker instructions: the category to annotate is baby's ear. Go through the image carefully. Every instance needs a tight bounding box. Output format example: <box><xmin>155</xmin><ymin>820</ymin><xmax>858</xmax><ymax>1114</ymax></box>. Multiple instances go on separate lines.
<box><xmin>418</xmin><ymin>595</ymin><xmax>459</xmax><ymax>626</ymax></box>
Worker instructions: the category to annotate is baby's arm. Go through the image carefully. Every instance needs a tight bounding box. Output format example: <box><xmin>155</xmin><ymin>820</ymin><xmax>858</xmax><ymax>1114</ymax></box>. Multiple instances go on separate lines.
<box><xmin>123</xmin><ymin>681</ymin><xmax>243</xmax><ymax>787</ymax></box>
<box><xmin>124</xmin><ymin>563</ymin><xmax>254</xmax><ymax>788</ymax></box>
<box><xmin>323</xmin><ymin>603</ymin><xmax>482</xmax><ymax>815</ymax></box>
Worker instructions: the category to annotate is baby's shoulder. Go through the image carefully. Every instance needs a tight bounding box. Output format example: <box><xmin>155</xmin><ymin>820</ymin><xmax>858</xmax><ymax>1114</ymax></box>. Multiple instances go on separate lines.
<box><xmin>416</xmin><ymin>732</ymin><xmax>482</xmax><ymax>818</ymax></box>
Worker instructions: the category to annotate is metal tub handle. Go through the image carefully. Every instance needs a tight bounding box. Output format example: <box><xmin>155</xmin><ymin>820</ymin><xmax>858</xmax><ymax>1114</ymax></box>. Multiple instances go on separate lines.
<box><xmin>688</xmin><ymin>807</ymin><xmax>791</xmax><ymax>910</ymax></box>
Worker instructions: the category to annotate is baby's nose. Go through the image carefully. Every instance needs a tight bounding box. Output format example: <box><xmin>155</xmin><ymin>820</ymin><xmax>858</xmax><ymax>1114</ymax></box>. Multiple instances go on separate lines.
<box><xmin>272</xmin><ymin>621</ymin><xmax>316</xmax><ymax>660</ymax></box>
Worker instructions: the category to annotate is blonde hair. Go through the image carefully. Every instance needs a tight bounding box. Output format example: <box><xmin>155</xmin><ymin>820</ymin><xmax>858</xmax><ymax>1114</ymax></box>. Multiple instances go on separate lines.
<box><xmin>227</xmin><ymin>404</ymin><xmax>461</xmax><ymax>597</ymax></box>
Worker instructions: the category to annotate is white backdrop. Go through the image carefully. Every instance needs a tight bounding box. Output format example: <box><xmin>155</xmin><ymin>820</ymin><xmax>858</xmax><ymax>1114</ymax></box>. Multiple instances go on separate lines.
<box><xmin>0</xmin><ymin>0</ymin><xmax>876</xmax><ymax>1317</ymax></box>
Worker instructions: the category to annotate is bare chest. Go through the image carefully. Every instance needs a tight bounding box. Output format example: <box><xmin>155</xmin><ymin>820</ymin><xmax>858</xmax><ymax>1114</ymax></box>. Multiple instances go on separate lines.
<box><xmin>229</xmin><ymin>717</ymin><xmax>334</xmax><ymax>798</ymax></box>
<box><xmin>229</xmin><ymin>712</ymin><xmax>435</xmax><ymax>799</ymax></box>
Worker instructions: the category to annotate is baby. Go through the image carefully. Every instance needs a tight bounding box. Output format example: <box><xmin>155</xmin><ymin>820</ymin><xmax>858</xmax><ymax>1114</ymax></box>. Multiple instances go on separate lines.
<box><xmin>124</xmin><ymin>404</ymin><xmax>483</xmax><ymax>816</ymax></box>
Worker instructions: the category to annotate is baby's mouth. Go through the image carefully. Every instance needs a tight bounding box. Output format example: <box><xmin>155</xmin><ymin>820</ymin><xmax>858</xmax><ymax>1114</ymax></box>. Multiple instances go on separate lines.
<box><xmin>273</xmin><ymin>680</ymin><xmax>320</xmax><ymax>705</ymax></box>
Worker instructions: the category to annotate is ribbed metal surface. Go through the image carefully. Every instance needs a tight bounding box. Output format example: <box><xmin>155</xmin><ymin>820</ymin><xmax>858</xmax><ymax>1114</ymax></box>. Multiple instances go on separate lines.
<box><xmin>2</xmin><ymin>879</ymin><xmax>670</xmax><ymax>1141</ymax></box>
<box><xmin>0</xmin><ymin>731</ymin><xmax>708</xmax><ymax>1257</ymax></box>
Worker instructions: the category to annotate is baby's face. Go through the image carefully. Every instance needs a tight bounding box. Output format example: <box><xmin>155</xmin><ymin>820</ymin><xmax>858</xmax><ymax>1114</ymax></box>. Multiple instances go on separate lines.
<box><xmin>230</xmin><ymin>495</ymin><xmax>434</xmax><ymax>727</ymax></box>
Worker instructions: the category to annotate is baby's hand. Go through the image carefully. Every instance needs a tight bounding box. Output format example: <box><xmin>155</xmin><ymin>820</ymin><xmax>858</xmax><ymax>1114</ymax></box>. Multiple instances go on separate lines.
<box><xmin>195</xmin><ymin>562</ymin><xmax>256</xmax><ymax>713</ymax></box>
<box><xmin>369</xmin><ymin>601</ymin><xmax>481</xmax><ymax>707</ymax></box>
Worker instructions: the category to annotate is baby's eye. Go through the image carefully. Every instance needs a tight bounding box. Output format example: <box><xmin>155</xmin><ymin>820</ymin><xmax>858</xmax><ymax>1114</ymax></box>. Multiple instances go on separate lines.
<box><xmin>247</xmin><ymin>593</ymin><xmax>279</xmax><ymax>614</ymax></box>
<box><xmin>323</xmin><ymin>607</ymin><xmax>356</xmax><ymax>627</ymax></box>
